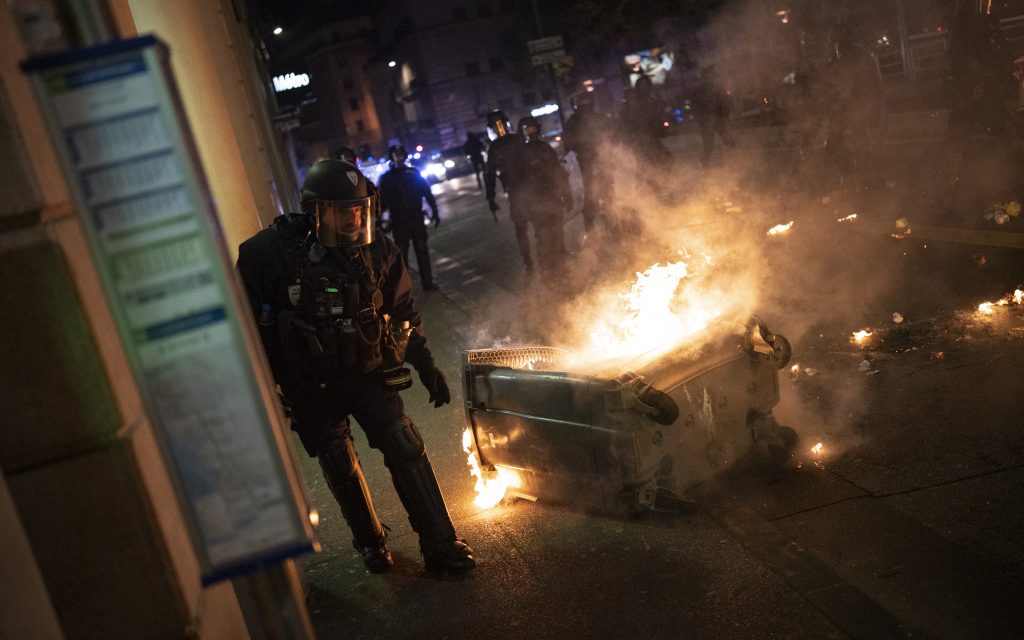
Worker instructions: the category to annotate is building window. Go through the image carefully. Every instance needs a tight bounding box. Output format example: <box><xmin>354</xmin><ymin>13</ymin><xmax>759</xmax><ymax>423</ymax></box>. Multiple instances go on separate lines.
<box><xmin>465</xmin><ymin>61</ymin><xmax>481</xmax><ymax>76</ymax></box>
<box><xmin>489</xmin><ymin>56</ymin><xmax>505</xmax><ymax>72</ymax></box>
<box><xmin>356</xmin><ymin>119</ymin><xmax>365</xmax><ymax>132</ymax></box>
<box><xmin>349</xmin><ymin>98</ymin><xmax>359</xmax><ymax>111</ymax></box>
<box><xmin>452</xmin><ymin>5</ymin><xmax>467</xmax><ymax>21</ymax></box>
<box><xmin>477</xmin><ymin>2</ymin><xmax>492</xmax><ymax>18</ymax></box>
<box><xmin>521</xmin><ymin>91</ymin><xmax>536</xmax><ymax>106</ymax></box>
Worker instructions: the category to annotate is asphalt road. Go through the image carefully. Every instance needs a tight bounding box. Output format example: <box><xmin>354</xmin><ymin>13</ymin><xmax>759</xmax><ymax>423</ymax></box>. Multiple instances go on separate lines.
<box><xmin>296</xmin><ymin>122</ymin><xmax>1024</xmax><ymax>640</ymax></box>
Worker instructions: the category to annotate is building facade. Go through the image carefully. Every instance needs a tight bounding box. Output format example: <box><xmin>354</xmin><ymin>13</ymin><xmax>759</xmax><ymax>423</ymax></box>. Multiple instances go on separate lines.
<box><xmin>367</xmin><ymin>0</ymin><xmax>562</xmax><ymax>152</ymax></box>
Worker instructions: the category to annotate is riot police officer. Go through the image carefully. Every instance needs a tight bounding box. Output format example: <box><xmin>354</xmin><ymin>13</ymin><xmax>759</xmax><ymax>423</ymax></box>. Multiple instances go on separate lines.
<box><xmin>515</xmin><ymin>116</ymin><xmax>571</xmax><ymax>270</ymax></box>
<box><xmin>334</xmin><ymin>146</ymin><xmax>358</xmax><ymax>164</ymax></box>
<box><xmin>483</xmin><ymin>108</ymin><xmax>522</xmax><ymax>220</ymax></box>
<box><xmin>378</xmin><ymin>144</ymin><xmax>441</xmax><ymax>291</ymax></box>
<box><xmin>236</xmin><ymin>159</ymin><xmax>475</xmax><ymax>576</ymax></box>
<box><xmin>563</xmin><ymin>92</ymin><xmax>611</xmax><ymax>232</ymax></box>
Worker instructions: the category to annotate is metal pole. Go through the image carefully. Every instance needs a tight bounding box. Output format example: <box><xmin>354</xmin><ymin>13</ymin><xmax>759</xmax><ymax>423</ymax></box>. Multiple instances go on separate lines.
<box><xmin>232</xmin><ymin>561</ymin><xmax>316</xmax><ymax>640</ymax></box>
<box><xmin>529</xmin><ymin>0</ymin><xmax>565</xmax><ymax>130</ymax></box>
<box><xmin>896</xmin><ymin>0</ymin><xmax>914</xmax><ymax>82</ymax></box>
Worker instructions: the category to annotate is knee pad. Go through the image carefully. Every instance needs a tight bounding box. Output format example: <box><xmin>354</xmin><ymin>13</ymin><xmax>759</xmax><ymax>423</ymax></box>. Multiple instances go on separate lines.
<box><xmin>380</xmin><ymin>416</ymin><xmax>425</xmax><ymax>463</ymax></box>
<box><xmin>315</xmin><ymin>431</ymin><xmax>359</xmax><ymax>479</ymax></box>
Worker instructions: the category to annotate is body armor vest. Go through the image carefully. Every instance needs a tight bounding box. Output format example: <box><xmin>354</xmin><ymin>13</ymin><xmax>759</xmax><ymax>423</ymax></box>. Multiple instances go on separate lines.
<box><xmin>266</xmin><ymin>228</ymin><xmax>410</xmax><ymax>385</ymax></box>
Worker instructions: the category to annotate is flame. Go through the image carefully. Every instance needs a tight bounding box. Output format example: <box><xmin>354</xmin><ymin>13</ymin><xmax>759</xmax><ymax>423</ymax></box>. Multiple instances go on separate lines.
<box><xmin>811</xmin><ymin>442</ymin><xmax>824</xmax><ymax>455</ymax></box>
<box><xmin>891</xmin><ymin>228</ymin><xmax>912</xmax><ymax>239</ymax></box>
<box><xmin>462</xmin><ymin>428</ymin><xmax>520</xmax><ymax>509</ymax></box>
<box><xmin>767</xmin><ymin>221</ymin><xmax>794</xmax><ymax>235</ymax></box>
<box><xmin>977</xmin><ymin>289</ymin><xmax>1024</xmax><ymax>315</ymax></box>
<box><xmin>851</xmin><ymin>329</ymin><xmax>873</xmax><ymax>345</ymax></box>
<box><xmin>578</xmin><ymin>259</ymin><xmax>726</xmax><ymax>364</ymax></box>
<box><xmin>837</xmin><ymin>213</ymin><xmax>858</xmax><ymax>222</ymax></box>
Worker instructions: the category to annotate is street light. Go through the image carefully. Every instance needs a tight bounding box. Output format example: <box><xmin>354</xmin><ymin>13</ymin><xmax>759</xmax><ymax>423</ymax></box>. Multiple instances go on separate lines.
<box><xmin>388</xmin><ymin>60</ymin><xmax>397</xmax><ymax>68</ymax></box>
<box><xmin>273</xmin><ymin>26</ymin><xmax>283</xmax><ymax>35</ymax></box>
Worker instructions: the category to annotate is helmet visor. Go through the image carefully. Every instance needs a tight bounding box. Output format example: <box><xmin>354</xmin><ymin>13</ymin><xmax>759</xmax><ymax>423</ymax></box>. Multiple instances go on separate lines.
<box><xmin>314</xmin><ymin>198</ymin><xmax>374</xmax><ymax>247</ymax></box>
<box><xmin>488</xmin><ymin>119</ymin><xmax>509</xmax><ymax>139</ymax></box>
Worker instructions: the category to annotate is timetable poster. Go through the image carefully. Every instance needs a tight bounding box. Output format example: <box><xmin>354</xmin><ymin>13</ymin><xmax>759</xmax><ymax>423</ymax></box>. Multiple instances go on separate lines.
<box><xmin>23</xmin><ymin>37</ymin><xmax>314</xmax><ymax>583</ymax></box>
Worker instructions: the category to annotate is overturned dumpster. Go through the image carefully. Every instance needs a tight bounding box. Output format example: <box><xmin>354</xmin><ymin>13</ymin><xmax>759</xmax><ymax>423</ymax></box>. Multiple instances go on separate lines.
<box><xmin>462</xmin><ymin>320</ymin><xmax>796</xmax><ymax>515</ymax></box>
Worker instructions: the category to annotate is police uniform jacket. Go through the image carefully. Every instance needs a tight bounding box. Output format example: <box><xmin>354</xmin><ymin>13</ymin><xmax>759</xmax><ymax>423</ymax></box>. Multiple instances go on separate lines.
<box><xmin>236</xmin><ymin>213</ymin><xmax>433</xmax><ymax>394</ymax></box>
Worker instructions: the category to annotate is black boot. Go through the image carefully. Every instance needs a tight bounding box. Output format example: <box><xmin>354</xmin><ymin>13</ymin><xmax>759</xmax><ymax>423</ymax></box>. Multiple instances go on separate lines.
<box><xmin>317</xmin><ymin>433</ymin><xmax>393</xmax><ymax>573</ymax></box>
<box><xmin>388</xmin><ymin>454</ymin><xmax>476</xmax><ymax>576</ymax></box>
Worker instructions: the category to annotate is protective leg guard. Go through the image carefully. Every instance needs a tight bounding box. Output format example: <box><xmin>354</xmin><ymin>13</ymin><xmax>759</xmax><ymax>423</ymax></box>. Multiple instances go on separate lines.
<box><xmin>316</xmin><ymin>433</ymin><xmax>393</xmax><ymax>572</ymax></box>
<box><xmin>388</xmin><ymin>454</ymin><xmax>476</xmax><ymax>576</ymax></box>
<box><xmin>412</xmin><ymin>238</ymin><xmax>436</xmax><ymax>289</ymax></box>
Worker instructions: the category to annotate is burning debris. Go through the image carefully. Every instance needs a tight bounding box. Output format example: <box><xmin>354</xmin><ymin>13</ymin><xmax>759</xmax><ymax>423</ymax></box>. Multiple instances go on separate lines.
<box><xmin>836</xmin><ymin>213</ymin><xmax>858</xmax><ymax>223</ymax></box>
<box><xmin>891</xmin><ymin>217</ymin><xmax>912</xmax><ymax>239</ymax></box>
<box><xmin>976</xmin><ymin>288</ymin><xmax>1024</xmax><ymax>315</ymax></box>
<box><xmin>850</xmin><ymin>329</ymin><xmax>873</xmax><ymax>346</ymax></box>
<box><xmin>983</xmin><ymin>200</ymin><xmax>1021</xmax><ymax>224</ymax></box>
<box><xmin>767</xmin><ymin>221</ymin><xmax>795</xmax><ymax>236</ymax></box>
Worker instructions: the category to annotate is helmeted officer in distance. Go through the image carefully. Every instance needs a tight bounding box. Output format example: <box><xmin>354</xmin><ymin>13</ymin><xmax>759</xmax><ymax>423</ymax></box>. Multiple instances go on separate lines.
<box><xmin>334</xmin><ymin>146</ymin><xmax>358</xmax><ymax>164</ymax></box>
<box><xmin>378</xmin><ymin>144</ymin><xmax>441</xmax><ymax>291</ymax></box>
<box><xmin>562</xmin><ymin>91</ymin><xmax>611</xmax><ymax>232</ymax></box>
<box><xmin>483</xmin><ymin>108</ymin><xmax>523</xmax><ymax>222</ymax></box>
<box><xmin>236</xmin><ymin>159</ymin><xmax>475</xmax><ymax>576</ymax></box>
<box><xmin>515</xmin><ymin>115</ymin><xmax>571</xmax><ymax>270</ymax></box>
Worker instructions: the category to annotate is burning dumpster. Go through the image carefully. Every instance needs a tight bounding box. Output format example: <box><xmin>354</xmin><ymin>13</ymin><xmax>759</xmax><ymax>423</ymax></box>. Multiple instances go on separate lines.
<box><xmin>462</xmin><ymin>320</ymin><xmax>796</xmax><ymax>515</ymax></box>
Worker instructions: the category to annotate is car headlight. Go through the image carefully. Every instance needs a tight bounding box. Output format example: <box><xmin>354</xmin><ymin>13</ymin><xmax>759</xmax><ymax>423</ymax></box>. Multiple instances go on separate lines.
<box><xmin>443</xmin><ymin>159</ymin><xmax>456</xmax><ymax>168</ymax></box>
<box><xmin>423</xmin><ymin>162</ymin><xmax>446</xmax><ymax>178</ymax></box>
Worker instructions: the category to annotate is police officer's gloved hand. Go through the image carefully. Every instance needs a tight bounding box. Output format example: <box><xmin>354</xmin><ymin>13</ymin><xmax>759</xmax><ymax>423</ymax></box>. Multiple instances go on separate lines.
<box><xmin>487</xmin><ymin>199</ymin><xmax>500</xmax><ymax>213</ymax></box>
<box><xmin>417</xmin><ymin>364</ymin><xmax>451</xmax><ymax>408</ymax></box>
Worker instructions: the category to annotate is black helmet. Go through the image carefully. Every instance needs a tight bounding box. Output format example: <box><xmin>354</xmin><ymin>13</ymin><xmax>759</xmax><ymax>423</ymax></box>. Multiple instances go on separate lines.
<box><xmin>517</xmin><ymin>116</ymin><xmax>540</xmax><ymax>142</ymax></box>
<box><xmin>301</xmin><ymin>159</ymin><xmax>377</xmax><ymax>247</ymax></box>
<box><xmin>387</xmin><ymin>144</ymin><xmax>408</xmax><ymax>166</ymax></box>
<box><xmin>334</xmin><ymin>146</ymin><xmax>357</xmax><ymax>163</ymax></box>
<box><xmin>486</xmin><ymin>109</ymin><xmax>512</xmax><ymax>138</ymax></box>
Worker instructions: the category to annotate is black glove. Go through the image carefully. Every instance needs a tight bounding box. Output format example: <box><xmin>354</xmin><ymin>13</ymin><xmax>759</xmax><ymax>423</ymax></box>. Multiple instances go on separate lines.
<box><xmin>487</xmin><ymin>199</ymin><xmax>500</xmax><ymax>213</ymax></box>
<box><xmin>418</xmin><ymin>364</ymin><xmax>451</xmax><ymax>408</ymax></box>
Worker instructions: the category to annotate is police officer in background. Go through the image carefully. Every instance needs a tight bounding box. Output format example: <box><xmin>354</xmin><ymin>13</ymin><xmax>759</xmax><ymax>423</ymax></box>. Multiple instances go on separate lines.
<box><xmin>516</xmin><ymin>116</ymin><xmax>571</xmax><ymax>270</ymax></box>
<box><xmin>236</xmin><ymin>159</ymin><xmax>475</xmax><ymax>576</ymax></box>
<box><xmin>378</xmin><ymin>145</ymin><xmax>441</xmax><ymax>291</ymax></box>
<box><xmin>562</xmin><ymin>92</ymin><xmax>610</xmax><ymax>233</ymax></box>
<box><xmin>483</xmin><ymin>109</ymin><xmax>522</xmax><ymax>224</ymax></box>
<box><xmin>334</xmin><ymin>146</ymin><xmax>358</xmax><ymax>164</ymax></box>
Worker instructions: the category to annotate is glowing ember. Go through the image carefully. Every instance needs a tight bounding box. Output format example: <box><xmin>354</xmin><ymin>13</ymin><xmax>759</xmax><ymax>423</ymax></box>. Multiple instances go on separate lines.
<box><xmin>978</xmin><ymin>302</ymin><xmax>996</xmax><ymax>314</ymax></box>
<box><xmin>811</xmin><ymin>442</ymin><xmax>824</xmax><ymax>455</ymax></box>
<box><xmin>581</xmin><ymin>259</ymin><xmax>726</xmax><ymax>363</ymax></box>
<box><xmin>891</xmin><ymin>228</ymin><xmax>912</xmax><ymax>239</ymax></box>
<box><xmin>767</xmin><ymin>221</ymin><xmax>794</xmax><ymax>236</ymax></box>
<box><xmin>462</xmin><ymin>428</ymin><xmax>520</xmax><ymax>508</ymax></box>
<box><xmin>837</xmin><ymin>214</ymin><xmax>858</xmax><ymax>222</ymax></box>
<box><xmin>1014</xmin><ymin>289</ymin><xmax>1023</xmax><ymax>304</ymax></box>
<box><xmin>851</xmin><ymin>329</ymin><xmax>873</xmax><ymax>345</ymax></box>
